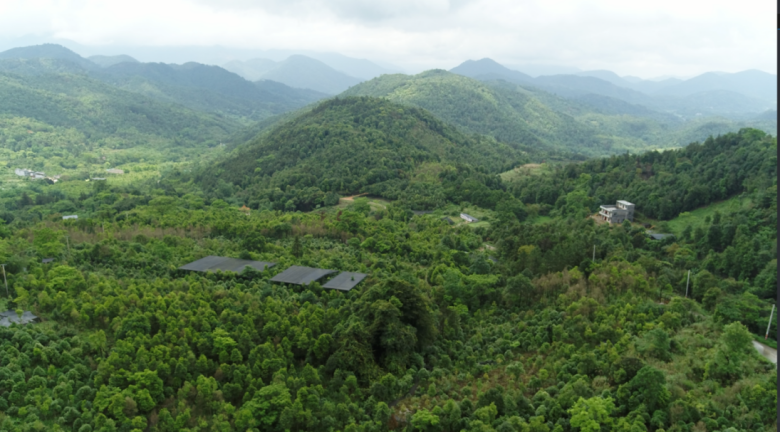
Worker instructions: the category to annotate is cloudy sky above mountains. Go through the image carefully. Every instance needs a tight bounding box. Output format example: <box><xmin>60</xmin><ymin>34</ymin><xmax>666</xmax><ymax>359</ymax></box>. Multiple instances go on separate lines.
<box><xmin>0</xmin><ymin>0</ymin><xmax>775</xmax><ymax>77</ymax></box>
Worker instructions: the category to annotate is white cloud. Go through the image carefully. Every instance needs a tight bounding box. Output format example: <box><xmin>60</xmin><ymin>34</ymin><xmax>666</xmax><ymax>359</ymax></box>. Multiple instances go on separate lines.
<box><xmin>0</xmin><ymin>0</ymin><xmax>774</xmax><ymax>77</ymax></box>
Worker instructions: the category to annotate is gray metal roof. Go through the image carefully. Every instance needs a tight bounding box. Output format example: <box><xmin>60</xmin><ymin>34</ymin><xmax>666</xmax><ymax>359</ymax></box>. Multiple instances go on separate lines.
<box><xmin>648</xmin><ymin>233</ymin><xmax>674</xmax><ymax>240</ymax></box>
<box><xmin>42</xmin><ymin>258</ymin><xmax>54</xmax><ymax>264</ymax></box>
<box><xmin>322</xmin><ymin>271</ymin><xmax>368</xmax><ymax>291</ymax></box>
<box><xmin>178</xmin><ymin>256</ymin><xmax>276</xmax><ymax>273</ymax></box>
<box><xmin>0</xmin><ymin>311</ymin><xmax>38</xmax><ymax>327</ymax></box>
<box><xmin>270</xmin><ymin>265</ymin><xmax>336</xmax><ymax>285</ymax></box>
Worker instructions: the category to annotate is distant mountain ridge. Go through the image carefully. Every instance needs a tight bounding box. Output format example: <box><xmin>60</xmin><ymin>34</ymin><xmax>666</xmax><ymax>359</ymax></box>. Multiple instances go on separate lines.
<box><xmin>224</xmin><ymin>55</ymin><xmax>364</xmax><ymax>94</ymax></box>
<box><xmin>0</xmin><ymin>44</ymin><xmax>328</xmax><ymax>122</ymax></box>
<box><xmin>88</xmin><ymin>54</ymin><xmax>139</xmax><ymax>67</ymax></box>
<box><xmin>450</xmin><ymin>58</ymin><xmax>777</xmax><ymax>119</ymax></box>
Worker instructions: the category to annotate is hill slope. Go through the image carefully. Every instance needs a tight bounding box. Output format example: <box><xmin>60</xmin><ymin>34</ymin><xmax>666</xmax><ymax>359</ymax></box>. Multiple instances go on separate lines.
<box><xmin>340</xmin><ymin>70</ymin><xmax>613</xmax><ymax>155</ymax></box>
<box><xmin>0</xmin><ymin>44</ymin><xmax>328</xmax><ymax>122</ymax></box>
<box><xmin>196</xmin><ymin>97</ymin><xmax>530</xmax><ymax>211</ymax></box>
<box><xmin>0</xmin><ymin>71</ymin><xmax>242</xmax><ymax>178</ymax></box>
<box><xmin>0</xmin><ymin>43</ymin><xmax>96</xmax><ymax>70</ymax></box>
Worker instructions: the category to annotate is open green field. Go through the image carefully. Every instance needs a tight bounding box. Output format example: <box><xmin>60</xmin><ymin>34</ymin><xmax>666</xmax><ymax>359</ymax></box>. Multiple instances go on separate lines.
<box><xmin>665</xmin><ymin>195</ymin><xmax>754</xmax><ymax>234</ymax></box>
<box><xmin>499</xmin><ymin>163</ymin><xmax>552</xmax><ymax>183</ymax></box>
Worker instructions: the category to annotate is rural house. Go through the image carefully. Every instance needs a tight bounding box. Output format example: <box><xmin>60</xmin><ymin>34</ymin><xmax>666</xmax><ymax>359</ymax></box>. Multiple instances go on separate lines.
<box><xmin>598</xmin><ymin>200</ymin><xmax>635</xmax><ymax>224</ymax></box>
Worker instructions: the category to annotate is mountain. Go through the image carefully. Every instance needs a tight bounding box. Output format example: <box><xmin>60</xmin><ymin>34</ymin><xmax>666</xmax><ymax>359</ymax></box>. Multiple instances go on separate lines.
<box><xmin>196</xmin><ymin>97</ymin><xmax>529</xmax><ymax>211</ymax></box>
<box><xmin>341</xmin><ymin>70</ymin><xmax>609</xmax><ymax>156</ymax></box>
<box><xmin>0</xmin><ymin>45</ymin><xmax>327</xmax><ymax>122</ymax></box>
<box><xmin>222</xmin><ymin>58</ymin><xmax>278</xmax><ymax>81</ymax></box>
<box><xmin>94</xmin><ymin>61</ymin><xmax>328</xmax><ymax>121</ymax></box>
<box><xmin>300</xmin><ymin>52</ymin><xmax>399</xmax><ymax>79</ymax></box>
<box><xmin>653</xmin><ymin>70</ymin><xmax>777</xmax><ymax>102</ymax></box>
<box><xmin>0</xmin><ymin>43</ymin><xmax>96</xmax><ymax>70</ymax></box>
<box><xmin>449</xmin><ymin>58</ymin><xmax>534</xmax><ymax>84</ymax></box>
<box><xmin>451</xmin><ymin>58</ymin><xmax>776</xmax><ymax>120</ymax></box>
<box><xmin>258</xmin><ymin>55</ymin><xmax>363</xmax><ymax>94</ymax></box>
<box><xmin>506</xmin><ymin>63</ymin><xmax>581</xmax><ymax>77</ymax></box>
<box><xmin>649</xmin><ymin>90</ymin><xmax>777</xmax><ymax>118</ymax></box>
<box><xmin>0</xmin><ymin>57</ymin><xmax>88</xmax><ymax>76</ymax></box>
<box><xmin>754</xmin><ymin>109</ymin><xmax>777</xmax><ymax>121</ymax></box>
<box><xmin>574</xmin><ymin>70</ymin><xmax>681</xmax><ymax>94</ymax></box>
<box><xmin>0</xmin><ymin>72</ymin><xmax>237</xmax><ymax>143</ymax></box>
<box><xmin>575</xmin><ymin>70</ymin><xmax>628</xmax><ymax>86</ymax></box>
<box><xmin>87</xmin><ymin>54</ymin><xmax>139</xmax><ymax>67</ymax></box>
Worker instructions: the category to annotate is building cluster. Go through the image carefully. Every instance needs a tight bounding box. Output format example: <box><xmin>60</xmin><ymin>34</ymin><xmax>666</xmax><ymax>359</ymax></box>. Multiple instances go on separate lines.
<box><xmin>598</xmin><ymin>200</ymin><xmax>635</xmax><ymax>224</ymax></box>
<box><xmin>14</xmin><ymin>168</ymin><xmax>60</xmax><ymax>182</ymax></box>
<box><xmin>178</xmin><ymin>256</ymin><xmax>368</xmax><ymax>292</ymax></box>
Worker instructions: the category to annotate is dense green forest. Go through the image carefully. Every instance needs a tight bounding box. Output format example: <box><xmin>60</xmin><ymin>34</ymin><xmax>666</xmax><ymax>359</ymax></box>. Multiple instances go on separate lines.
<box><xmin>0</xmin><ymin>47</ymin><xmax>775</xmax><ymax>431</ymax></box>
<box><xmin>0</xmin><ymin>45</ymin><xmax>328</xmax><ymax>123</ymax></box>
<box><xmin>0</xmin><ymin>119</ymin><xmax>775</xmax><ymax>431</ymax></box>
<box><xmin>506</xmin><ymin>128</ymin><xmax>776</xmax><ymax>221</ymax></box>
<box><xmin>343</xmin><ymin>71</ymin><xmax>776</xmax><ymax>157</ymax></box>
<box><xmin>195</xmin><ymin>97</ymin><xmax>534</xmax><ymax>212</ymax></box>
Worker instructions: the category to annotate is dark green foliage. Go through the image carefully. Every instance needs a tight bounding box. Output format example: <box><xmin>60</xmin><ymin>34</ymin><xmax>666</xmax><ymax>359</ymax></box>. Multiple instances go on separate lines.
<box><xmin>509</xmin><ymin>128</ymin><xmax>776</xmax><ymax>219</ymax></box>
<box><xmin>196</xmin><ymin>96</ymin><xmax>528</xmax><ymax>211</ymax></box>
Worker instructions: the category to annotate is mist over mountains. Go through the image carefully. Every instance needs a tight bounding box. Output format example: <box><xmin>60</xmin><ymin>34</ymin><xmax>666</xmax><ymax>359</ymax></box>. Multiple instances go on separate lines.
<box><xmin>450</xmin><ymin>58</ymin><xmax>776</xmax><ymax>120</ymax></box>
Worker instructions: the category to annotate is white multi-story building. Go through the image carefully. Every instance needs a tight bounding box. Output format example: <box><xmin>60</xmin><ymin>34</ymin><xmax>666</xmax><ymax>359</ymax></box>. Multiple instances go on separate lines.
<box><xmin>598</xmin><ymin>200</ymin><xmax>635</xmax><ymax>224</ymax></box>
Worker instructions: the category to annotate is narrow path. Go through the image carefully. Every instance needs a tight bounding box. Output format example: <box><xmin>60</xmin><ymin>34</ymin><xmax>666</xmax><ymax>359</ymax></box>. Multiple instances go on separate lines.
<box><xmin>752</xmin><ymin>340</ymin><xmax>777</xmax><ymax>364</ymax></box>
<box><xmin>340</xmin><ymin>193</ymin><xmax>369</xmax><ymax>202</ymax></box>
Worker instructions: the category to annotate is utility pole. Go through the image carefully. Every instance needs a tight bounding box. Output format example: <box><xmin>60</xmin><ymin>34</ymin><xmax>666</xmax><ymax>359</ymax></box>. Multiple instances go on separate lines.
<box><xmin>685</xmin><ymin>270</ymin><xmax>691</xmax><ymax>298</ymax></box>
<box><xmin>766</xmin><ymin>304</ymin><xmax>775</xmax><ymax>340</ymax></box>
<box><xmin>65</xmin><ymin>236</ymin><xmax>70</xmax><ymax>256</ymax></box>
<box><xmin>592</xmin><ymin>245</ymin><xmax>595</xmax><ymax>261</ymax></box>
<box><xmin>0</xmin><ymin>264</ymin><xmax>7</xmax><ymax>298</ymax></box>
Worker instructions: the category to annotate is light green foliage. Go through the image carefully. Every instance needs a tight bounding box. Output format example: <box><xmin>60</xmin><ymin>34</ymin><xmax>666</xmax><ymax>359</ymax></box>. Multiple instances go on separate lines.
<box><xmin>568</xmin><ymin>396</ymin><xmax>615</xmax><ymax>432</ymax></box>
<box><xmin>0</xmin><ymin>96</ymin><xmax>773</xmax><ymax>432</ymax></box>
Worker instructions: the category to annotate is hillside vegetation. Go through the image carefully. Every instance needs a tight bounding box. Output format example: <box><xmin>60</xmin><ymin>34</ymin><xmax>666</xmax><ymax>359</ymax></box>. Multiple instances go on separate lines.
<box><xmin>0</xmin><ymin>45</ymin><xmax>775</xmax><ymax>432</ymax></box>
<box><xmin>341</xmin><ymin>71</ymin><xmax>777</xmax><ymax>158</ymax></box>
<box><xmin>0</xmin><ymin>45</ymin><xmax>328</xmax><ymax>123</ymax></box>
<box><xmin>0</xmin><ymin>126</ymin><xmax>774</xmax><ymax>431</ymax></box>
<box><xmin>195</xmin><ymin>97</ymin><xmax>531</xmax><ymax>212</ymax></box>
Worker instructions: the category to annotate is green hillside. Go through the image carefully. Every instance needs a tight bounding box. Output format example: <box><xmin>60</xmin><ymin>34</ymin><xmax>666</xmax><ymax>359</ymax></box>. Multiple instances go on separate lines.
<box><xmin>505</xmin><ymin>128</ymin><xmax>776</xmax><ymax>220</ymax></box>
<box><xmin>0</xmin><ymin>45</ymin><xmax>328</xmax><ymax>123</ymax></box>
<box><xmin>195</xmin><ymin>96</ymin><xmax>531</xmax><ymax>211</ymax></box>
<box><xmin>0</xmin><ymin>125</ymin><xmax>774</xmax><ymax>431</ymax></box>
<box><xmin>341</xmin><ymin>70</ymin><xmax>608</xmax><ymax>156</ymax></box>
<box><xmin>0</xmin><ymin>71</ymin><xmax>242</xmax><ymax>183</ymax></box>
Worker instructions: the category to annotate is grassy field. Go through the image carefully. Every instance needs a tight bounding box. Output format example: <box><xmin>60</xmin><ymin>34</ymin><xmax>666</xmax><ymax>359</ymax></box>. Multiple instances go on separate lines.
<box><xmin>665</xmin><ymin>196</ymin><xmax>754</xmax><ymax>234</ymax></box>
<box><xmin>499</xmin><ymin>163</ymin><xmax>552</xmax><ymax>183</ymax></box>
<box><xmin>528</xmin><ymin>215</ymin><xmax>552</xmax><ymax>225</ymax></box>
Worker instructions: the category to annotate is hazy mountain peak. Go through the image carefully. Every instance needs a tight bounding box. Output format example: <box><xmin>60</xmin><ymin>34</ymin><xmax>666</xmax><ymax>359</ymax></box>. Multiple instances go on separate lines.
<box><xmin>88</xmin><ymin>54</ymin><xmax>139</xmax><ymax>67</ymax></box>
<box><xmin>0</xmin><ymin>43</ymin><xmax>95</xmax><ymax>69</ymax></box>
<box><xmin>449</xmin><ymin>58</ymin><xmax>533</xmax><ymax>83</ymax></box>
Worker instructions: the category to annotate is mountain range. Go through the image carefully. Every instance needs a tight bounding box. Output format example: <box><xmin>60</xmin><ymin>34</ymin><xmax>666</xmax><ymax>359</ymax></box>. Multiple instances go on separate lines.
<box><xmin>451</xmin><ymin>58</ymin><xmax>776</xmax><ymax>119</ymax></box>
<box><xmin>0</xmin><ymin>44</ymin><xmax>328</xmax><ymax>122</ymax></box>
<box><xmin>0</xmin><ymin>43</ymin><xmax>774</xmax><ymax>165</ymax></box>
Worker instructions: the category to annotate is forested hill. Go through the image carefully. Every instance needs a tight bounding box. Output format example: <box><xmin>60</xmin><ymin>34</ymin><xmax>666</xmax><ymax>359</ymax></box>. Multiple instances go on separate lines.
<box><xmin>0</xmin><ymin>44</ymin><xmax>328</xmax><ymax>122</ymax></box>
<box><xmin>0</xmin><ymin>72</ymin><xmax>238</xmax><ymax>145</ymax></box>
<box><xmin>195</xmin><ymin>96</ymin><xmax>531</xmax><ymax>211</ymax></box>
<box><xmin>506</xmin><ymin>128</ymin><xmax>777</xmax><ymax>220</ymax></box>
<box><xmin>340</xmin><ymin>70</ymin><xmax>604</xmax><ymax>156</ymax></box>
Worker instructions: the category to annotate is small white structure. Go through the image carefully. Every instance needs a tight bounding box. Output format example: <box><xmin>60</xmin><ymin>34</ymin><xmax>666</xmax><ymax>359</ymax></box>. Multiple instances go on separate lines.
<box><xmin>14</xmin><ymin>168</ymin><xmax>46</xmax><ymax>179</ymax></box>
<box><xmin>62</xmin><ymin>215</ymin><xmax>78</xmax><ymax>220</ymax></box>
<box><xmin>599</xmin><ymin>200</ymin><xmax>635</xmax><ymax>224</ymax></box>
<box><xmin>106</xmin><ymin>168</ymin><xmax>124</xmax><ymax>174</ymax></box>
<box><xmin>460</xmin><ymin>213</ymin><xmax>479</xmax><ymax>223</ymax></box>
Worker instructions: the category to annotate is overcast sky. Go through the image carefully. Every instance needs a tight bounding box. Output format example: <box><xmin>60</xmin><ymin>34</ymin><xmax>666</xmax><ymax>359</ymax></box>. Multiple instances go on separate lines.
<box><xmin>0</xmin><ymin>0</ymin><xmax>775</xmax><ymax>78</ymax></box>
